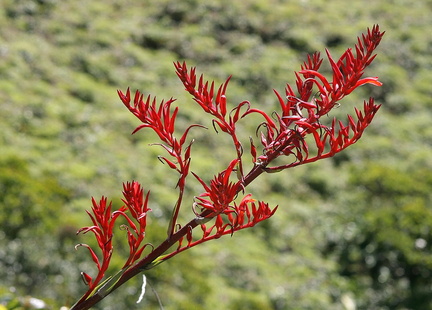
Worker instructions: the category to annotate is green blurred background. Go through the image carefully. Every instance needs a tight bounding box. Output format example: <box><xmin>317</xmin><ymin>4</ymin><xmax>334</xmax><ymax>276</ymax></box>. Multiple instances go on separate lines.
<box><xmin>0</xmin><ymin>0</ymin><xmax>431</xmax><ymax>309</ymax></box>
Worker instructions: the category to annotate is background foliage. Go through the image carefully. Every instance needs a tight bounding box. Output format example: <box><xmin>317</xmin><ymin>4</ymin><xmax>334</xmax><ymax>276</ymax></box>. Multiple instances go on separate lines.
<box><xmin>0</xmin><ymin>0</ymin><xmax>431</xmax><ymax>309</ymax></box>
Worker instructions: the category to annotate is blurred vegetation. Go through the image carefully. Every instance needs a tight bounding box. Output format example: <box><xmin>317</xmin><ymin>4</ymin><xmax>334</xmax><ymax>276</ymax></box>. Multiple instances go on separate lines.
<box><xmin>0</xmin><ymin>0</ymin><xmax>431</xmax><ymax>309</ymax></box>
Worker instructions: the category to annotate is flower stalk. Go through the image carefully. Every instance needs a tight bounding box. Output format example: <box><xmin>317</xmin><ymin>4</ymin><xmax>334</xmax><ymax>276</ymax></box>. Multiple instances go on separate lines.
<box><xmin>71</xmin><ymin>25</ymin><xmax>384</xmax><ymax>310</ymax></box>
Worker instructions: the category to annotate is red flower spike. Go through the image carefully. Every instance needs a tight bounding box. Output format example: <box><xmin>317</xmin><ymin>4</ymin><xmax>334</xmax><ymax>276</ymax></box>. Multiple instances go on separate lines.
<box><xmin>113</xmin><ymin>181</ymin><xmax>152</xmax><ymax>268</ymax></box>
<box><xmin>246</xmin><ymin>25</ymin><xmax>384</xmax><ymax>171</ymax></box>
<box><xmin>175</xmin><ymin>61</ymin><xmax>250</xmax><ymax>176</ymax></box>
<box><xmin>159</xmin><ymin>194</ymin><xmax>277</xmax><ymax>264</ymax></box>
<box><xmin>75</xmin><ymin>197</ymin><xmax>120</xmax><ymax>300</ymax></box>
<box><xmin>193</xmin><ymin>159</ymin><xmax>241</xmax><ymax>215</ymax></box>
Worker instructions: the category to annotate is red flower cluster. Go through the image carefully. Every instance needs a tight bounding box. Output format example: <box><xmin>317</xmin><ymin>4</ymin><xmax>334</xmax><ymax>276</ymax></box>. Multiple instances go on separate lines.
<box><xmin>73</xmin><ymin>25</ymin><xmax>384</xmax><ymax>310</ymax></box>
<box><xmin>159</xmin><ymin>193</ymin><xmax>277</xmax><ymax>263</ymax></box>
<box><xmin>198</xmin><ymin>196</ymin><xmax>277</xmax><ymax>241</ymax></box>
<box><xmin>75</xmin><ymin>182</ymin><xmax>152</xmax><ymax>302</ymax></box>
<box><xmin>113</xmin><ymin>181</ymin><xmax>152</xmax><ymax>268</ymax></box>
<box><xmin>245</xmin><ymin>25</ymin><xmax>384</xmax><ymax>171</ymax></box>
<box><xmin>174</xmin><ymin>61</ymin><xmax>248</xmax><ymax>174</ymax></box>
<box><xmin>193</xmin><ymin>159</ymin><xmax>241</xmax><ymax>215</ymax></box>
<box><xmin>75</xmin><ymin>197</ymin><xmax>121</xmax><ymax>299</ymax></box>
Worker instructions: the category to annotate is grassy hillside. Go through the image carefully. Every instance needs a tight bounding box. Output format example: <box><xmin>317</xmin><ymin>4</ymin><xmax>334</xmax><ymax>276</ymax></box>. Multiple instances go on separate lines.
<box><xmin>1</xmin><ymin>0</ymin><xmax>431</xmax><ymax>309</ymax></box>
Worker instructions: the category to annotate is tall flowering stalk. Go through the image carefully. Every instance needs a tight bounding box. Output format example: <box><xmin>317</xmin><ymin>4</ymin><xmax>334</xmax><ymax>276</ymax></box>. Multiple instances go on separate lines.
<box><xmin>71</xmin><ymin>25</ymin><xmax>384</xmax><ymax>309</ymax></box>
